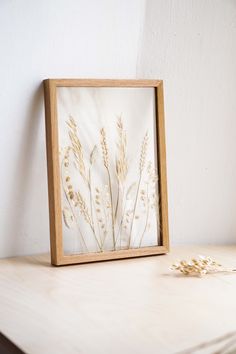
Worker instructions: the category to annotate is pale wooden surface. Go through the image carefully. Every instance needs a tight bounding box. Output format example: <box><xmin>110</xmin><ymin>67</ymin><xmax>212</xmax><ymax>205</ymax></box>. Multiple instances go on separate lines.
<box><xmin>0</xmin><ymin>246</ymin><xmax>236</xmax><ymax>354</ymax></box>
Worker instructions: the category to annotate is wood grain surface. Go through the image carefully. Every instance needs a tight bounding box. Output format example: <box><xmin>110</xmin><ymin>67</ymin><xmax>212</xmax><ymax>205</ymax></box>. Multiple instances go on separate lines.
<box><xmin>0</xmin><ymin>246</ymin><xmax>236</xmax><ymax>354</ymax></box>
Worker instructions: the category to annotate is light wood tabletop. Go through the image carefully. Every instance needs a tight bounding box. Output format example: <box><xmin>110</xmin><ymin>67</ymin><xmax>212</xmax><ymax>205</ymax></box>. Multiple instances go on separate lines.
<box><xmin>0</xmin><ymin>246</ymin><xmax>236</xmax><ymax>354</ymax></box>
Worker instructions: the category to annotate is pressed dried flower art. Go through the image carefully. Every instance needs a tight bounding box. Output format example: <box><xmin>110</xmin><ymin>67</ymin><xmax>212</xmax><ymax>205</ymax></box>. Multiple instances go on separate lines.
<box><xmin>44</xmin><ymin>80</ymin><xmax>169</xmax><ymax>265</ymax></box>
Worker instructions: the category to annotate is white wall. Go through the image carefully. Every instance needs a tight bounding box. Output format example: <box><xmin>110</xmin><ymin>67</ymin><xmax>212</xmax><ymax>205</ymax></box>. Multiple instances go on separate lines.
<box><xmin>137</xmin><ymin>0</ymin><xmax>236</xmax><ymax>245</ymax></box>
<box><xmin>0</xmin><ymin>0</ymin><xmax>236</xmax><ymax>258</ymax></box>
<box><xmin>0</xmin><ymin>0</ymin><xmax>145</xmax><ymax>257</ymax></box>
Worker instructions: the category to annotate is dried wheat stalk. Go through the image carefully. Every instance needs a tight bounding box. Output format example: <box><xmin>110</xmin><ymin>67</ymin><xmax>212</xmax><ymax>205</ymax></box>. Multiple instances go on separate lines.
<box><xmin>76</xmin><ymin>190</ymin><xmax>102</xmax><ymax>251</ymax></box>
<box><xmin>128</xmin><ymin>132</ymin><xmax>148</xmax><ymax>248</ymax></box>
<box><xmin>94</xmin><ymin>187</ymin><xmax>108</xmax><ymax>248</ymax></box>
<box><xmin>63</xmin><ymin>123</ymin><xmax>102</xmax><ymax>252</ymax></box>
<box><xmin>139</xmin><ymin>132</ymin><xmax>148</xmax><ymax>173</ymax></box>
<box><xmin>139</xmin><ymin>182</ymin><xmax>150</xmax><ymax>247</ymax></box>
<box><xmin>88</xmin><ymin>145</ymin><xmax>97</xmax><ymax>228</ymax></box>
<box><xmin>67</xmin><ymin>116</ymin><xmax>88</xmax><ymax>184</ymax></box>
<box><xmin>61</xmin><ymin>146</ymin><xmax>88</xmax><ymax>252</ymax></box>
<box><xmin>115</xmin><ymin>183</ymin><xmax>133</xmax><ymax>247</ymax></box>
<box><xmin>139</xmin><ymin>161</ymin><xmax>160</xmax><ymax>247</ymax></box>
<box><xmin>76</xmin><ymin>191</ymin><xmax>92</xmax><ymax>226</ymax></box>
<box><xmin>88</xmin><ymin>145</ymin><xmax>104</xmax><ymax>248</ymax></box>
<box><xmin>116</xmin><ymin>116</ymin><xmax>128</xmax><ymax>183</ymax></box>
<box><xmin>100</xmin><ymin>127</ymin><xmax>115</xmax><ymax>249</ymax></box>
<box><xmin>100</xmin><ymin>128</ymin><xmax>109</xmax><ymax>169</ymax></box>
<box><xmin>115</xmin><ymin>116</ymin><xmax>128</xmax><ymax>224</ymax></box>
<box><xmin>147</xmin><ymin>161</ymin><xmax>160</xmax><ymax>230</ymax></box>
<box><xmin>90</xmin><ymin>145</ymin><xmax>98</xmax><ymax>165</ymax></box>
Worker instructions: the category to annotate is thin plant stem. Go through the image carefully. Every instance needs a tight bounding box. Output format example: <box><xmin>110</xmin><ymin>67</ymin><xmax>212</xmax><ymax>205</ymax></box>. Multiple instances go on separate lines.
<box><xmin>88</xmin><ymin>168</ymin><xmax>103</xmax><ymax>248</ymax></box>
<box><xmin>128</xmin><ymin>173</ymin><xmax>142</xmax><ymax>248</ymax></box>
<box><xmin>119</xmin><ymin>186</ymin><xmax>124</xmax><ymax>249</ymax></box>
<box><xmin>107</xmin><ymin>169</ymin><xmax>116</xmax><ymax>250</ymax></box>
<box><xmin>114</xmin><ymin>186</ymin><xmax>125</xmax><ymax>248</ymax></box>
<box><xmin>139</xmin><ymin>183</ymin><xmax>150</xmax><ymax>248</ymax></box>
<box><xmin>88</xmin><ymin>170</ymin><xmax>94</xmax><ymax>228</ymax></box>
<box><xmin>114</xmin><ymin>180</ymin><xmax>120</xmax><ymax>221</ymax></box>
<box><xmin>94</xmin><ymin>207</ymin><xmax>103</xmax><ymax>246</ymax></box>
<box><xmin>100</xmin><ymin>190</ymin><xmax>109</xmax><ymax>249</ymax></box>
<box><xmin>115</xmin><ymin>206</ymin><xmax>125</xmax><ymax>247</ymax></box>
<box><xmin>90</xmin><ymin>222</ymin><xmax>102</xmax><ymax>252</ymax></box>
<box><xmin>77</xmin><ymin>195</ymin><xmax>102</xmax><ymax>251</ymax></box>
<box><xmin>100</xmin><ymin>127</ymin><xmax>115</xmax><ymax>250</ymax></box>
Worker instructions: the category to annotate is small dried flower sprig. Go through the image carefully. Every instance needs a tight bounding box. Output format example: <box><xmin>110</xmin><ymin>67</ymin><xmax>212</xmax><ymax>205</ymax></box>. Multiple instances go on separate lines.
<box><xmin>171</xmin><ymin>255</ymin><xmax>236</xmax><ymax>277</ymax></box>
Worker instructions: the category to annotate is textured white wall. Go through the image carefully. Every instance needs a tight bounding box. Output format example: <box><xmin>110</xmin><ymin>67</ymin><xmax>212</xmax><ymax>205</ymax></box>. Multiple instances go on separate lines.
<box><xmin>0</xmin><ymin>0</ymin><xmax>236</xmax><ymax>258</ymax></box>
<box><xmin>137</xmin><ymin>0</ymin><xmax>236</xmax><ymax>245</ymax></box>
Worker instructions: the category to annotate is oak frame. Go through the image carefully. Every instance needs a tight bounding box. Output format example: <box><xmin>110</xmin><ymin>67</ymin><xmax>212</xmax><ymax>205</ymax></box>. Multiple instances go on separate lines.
<box><xmin>44</xmin><ymin>79</ymin><xmax>169</xmax><ymax>266</ymax></box>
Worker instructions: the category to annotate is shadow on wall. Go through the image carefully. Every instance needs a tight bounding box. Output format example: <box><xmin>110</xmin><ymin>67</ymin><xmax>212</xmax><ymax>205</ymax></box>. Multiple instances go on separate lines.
<box><xmin>4</xmin><ymin>83</ymin><xmax>49</xmax><ymax>256</ymax></box>
<box><xmin>176</xmin><ymin>331</ymin><xmax>236</xmax><ymax>354</ymax></box>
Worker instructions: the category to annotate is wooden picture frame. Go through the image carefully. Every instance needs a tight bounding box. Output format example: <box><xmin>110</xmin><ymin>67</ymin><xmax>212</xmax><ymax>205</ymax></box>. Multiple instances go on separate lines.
<box><xmin>44</xmin><ymin>79</ymin><xmax>169</xmax><ymax>265</ymax></box>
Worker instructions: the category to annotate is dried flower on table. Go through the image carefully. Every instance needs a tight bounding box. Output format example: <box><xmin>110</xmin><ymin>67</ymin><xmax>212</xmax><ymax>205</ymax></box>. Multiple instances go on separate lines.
<box><xmin>171</xmin><ymin>255</ymin><xmax>236</xmax><ymax>277</ymax></box>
